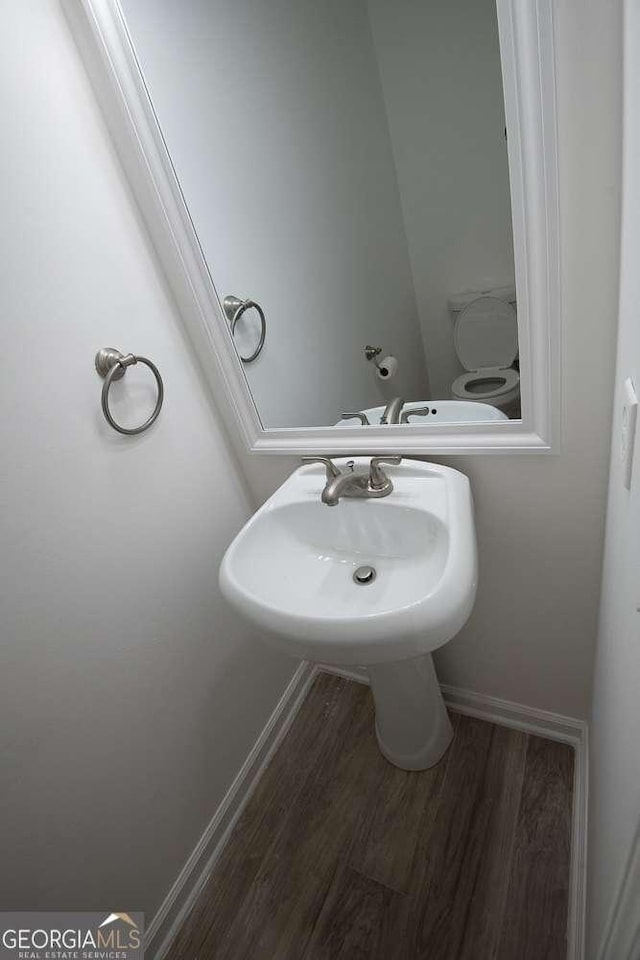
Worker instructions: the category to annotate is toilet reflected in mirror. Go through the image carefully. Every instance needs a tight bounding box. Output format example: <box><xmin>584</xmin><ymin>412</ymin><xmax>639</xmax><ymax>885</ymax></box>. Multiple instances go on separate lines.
<box><xmin>450</xmin><ymin>289</ymin><xmax>520</xmax><ymax>419</ymax></box>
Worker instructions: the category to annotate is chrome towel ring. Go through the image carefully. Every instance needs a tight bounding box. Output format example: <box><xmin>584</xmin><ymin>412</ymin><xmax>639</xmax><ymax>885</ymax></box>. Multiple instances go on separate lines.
<box><xmin>223</xmin><ymin>295</ymin><xmax>266</xmax><ymax>363</ymax></box>
<box><xmin>95</xmin><ymin>347</ymin><xmax>164</xmax><ymax>435</ymax></box>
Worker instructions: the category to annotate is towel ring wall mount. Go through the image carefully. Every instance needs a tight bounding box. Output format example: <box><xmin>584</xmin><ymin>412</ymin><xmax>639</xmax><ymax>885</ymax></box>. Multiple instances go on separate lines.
<box><xmin>223</xmin><ymin>295</ymin><xmax>266</xmax><ymax>363</ymax></box>
<box><xmin>95</xmin><ymin>347</ymin><xmax>164</xmax><ymax>435</ymax></box>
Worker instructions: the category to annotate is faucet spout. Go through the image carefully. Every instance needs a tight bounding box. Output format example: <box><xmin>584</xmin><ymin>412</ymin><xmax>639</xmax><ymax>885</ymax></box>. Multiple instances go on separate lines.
<box><xmin>321</xmin><ymin>471</ymin><xmax>368</xmax><ymax>506</ymax></box>
<box><xmin>380</xmin><ymin>397</ymin><xmax>405</xmax><ymax>424</ymax></box>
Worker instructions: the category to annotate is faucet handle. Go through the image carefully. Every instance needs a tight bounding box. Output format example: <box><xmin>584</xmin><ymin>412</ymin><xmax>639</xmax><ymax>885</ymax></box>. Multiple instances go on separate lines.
<box><xmin>341</xmin><ymin>412</ymin><xmax>371</xmax><ymax>425</ymax></box>
<box><xmin>301</xmin><ymin>456</ymin><xmax>341</xmax><ymax>480</ymax></box>
<box><xmin>369</xmin><ymin>456</ymin><xmax>402</xmax><ymax>490</ymax></box>
<box><xmin>400</xmin><ymin>406</ymin><xmax>430</xmax><ymax>423</ymax></box>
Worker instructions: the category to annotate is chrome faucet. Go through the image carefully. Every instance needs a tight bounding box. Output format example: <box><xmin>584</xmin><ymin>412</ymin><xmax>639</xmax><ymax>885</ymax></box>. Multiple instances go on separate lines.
<box><xmin>380</xmin><ymin>397</ymin><xmax>405</xmax><ymax>424</ymax></box>
<box><xmin>302</xmin><ymin>456</ymin><xmax>402</xmax><ymax>506</ymax></box>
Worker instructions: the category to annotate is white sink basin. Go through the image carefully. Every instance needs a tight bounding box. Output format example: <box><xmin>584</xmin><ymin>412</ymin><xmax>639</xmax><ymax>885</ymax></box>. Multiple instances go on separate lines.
<box><xmin>336</xmin><ymin>400</ymin><xmax>507</xmax><ymax>426</ymax></box>
<box><xmin>220</xmin><ymin>459</ymin><xmax>476</xmax><ymax>664</ymax></box>
<box><xmin>220</xmin><ymin>458</ymin><xmax>478</xmax><ymax>770</ymax></box>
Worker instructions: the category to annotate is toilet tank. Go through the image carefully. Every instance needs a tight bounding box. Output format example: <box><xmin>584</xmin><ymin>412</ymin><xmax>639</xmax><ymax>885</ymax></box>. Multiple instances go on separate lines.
<box><xmin>448</xmin><ymin>285</ymin><xmax>517</xmax><ymax>317</ymax></box>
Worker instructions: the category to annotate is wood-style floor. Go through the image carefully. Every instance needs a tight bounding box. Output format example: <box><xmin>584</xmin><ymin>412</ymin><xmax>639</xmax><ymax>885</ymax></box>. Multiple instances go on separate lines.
<box><xmin>165</xmin><ymin>674</ymin><xmax>574</xmax><ymax>960</ymax></box>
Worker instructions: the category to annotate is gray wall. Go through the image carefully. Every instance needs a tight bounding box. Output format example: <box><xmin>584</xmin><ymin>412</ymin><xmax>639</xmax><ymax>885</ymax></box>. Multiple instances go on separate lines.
<box><xmin>0</xmin><ymin>0</ymin><xmax>294</xmax><ymax>920</ymax></box>
<box><xmin>368</xmin><ymin>0</ymin><xmax>515</xmax><ymax>397</ymax></box>
<box><xmin>122</xmin><ymin>0</ymin><xmax>429</xmax><ymax>427</ymax></box>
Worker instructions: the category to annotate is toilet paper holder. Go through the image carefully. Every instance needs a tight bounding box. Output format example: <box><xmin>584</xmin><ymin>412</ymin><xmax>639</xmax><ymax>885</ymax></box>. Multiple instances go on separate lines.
<box><xmin>365</xmin><ymin>345</ymin><xmax>397</xmax><ymax>380</ymax></box>
<box><xmin>365</xmin><ymin>345</ymin><xmax>383</xmax><ymax>366</ymax></box>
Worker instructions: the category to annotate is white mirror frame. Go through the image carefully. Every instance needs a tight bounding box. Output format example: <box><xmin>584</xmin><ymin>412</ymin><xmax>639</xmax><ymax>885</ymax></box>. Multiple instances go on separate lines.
<box><xmin>65</xmin><ymin>0</ymin><xmax>561</xmax><ymax>456</ymax></box>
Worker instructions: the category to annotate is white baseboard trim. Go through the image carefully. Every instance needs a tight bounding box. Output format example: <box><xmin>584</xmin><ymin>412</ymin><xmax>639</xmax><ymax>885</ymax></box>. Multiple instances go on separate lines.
<box><xmin>439</xmin><ymin>683</ymin><xmax>586</xmax><ymax>746</ymax></box>
<box><xmin>146</xmin><ymin>660</ymin><xmax>316</xmax><ymax>960</ymax></box>
<box><xmin>317</xmin><ymin>664</ymin><xmax>588</xmax><ymax>960</ymax></box>
<box><xmin>570</xmin><ymin>725</ymin><xmax>588</xmax><ymax>960</ymax></box>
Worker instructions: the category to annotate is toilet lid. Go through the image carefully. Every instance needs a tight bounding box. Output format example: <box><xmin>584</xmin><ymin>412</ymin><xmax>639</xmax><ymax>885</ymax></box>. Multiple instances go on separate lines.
<box><xmin>454</xmin><ymin>296</ymin><xmax>518</xmax><ymax>371</ymax></box>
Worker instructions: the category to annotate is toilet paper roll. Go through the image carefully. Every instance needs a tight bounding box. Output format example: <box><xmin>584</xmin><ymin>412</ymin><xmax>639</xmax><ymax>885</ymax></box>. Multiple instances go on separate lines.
<box><xmin>376</xmin><ymin>355</ymin><xmax>398</xmax><ymax>380</ymax></box>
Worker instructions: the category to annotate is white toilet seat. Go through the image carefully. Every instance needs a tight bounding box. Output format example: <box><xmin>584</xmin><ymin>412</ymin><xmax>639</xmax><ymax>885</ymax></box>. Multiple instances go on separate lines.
<box><xmin>450</xmin><ymin>294</ymin><xmax>520</xmax><ymax>409</ymax></box>
<box><xmin>451</xmin><ymin>366</ymin><xmax>520</xmax><ymax>401</ymax></box>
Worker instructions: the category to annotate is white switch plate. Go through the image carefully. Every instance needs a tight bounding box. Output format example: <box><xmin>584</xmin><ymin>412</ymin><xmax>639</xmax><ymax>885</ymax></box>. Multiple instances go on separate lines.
<box><xmin>621</xmin><ymin>377</ymin><xmax>638</xmax><ymax>490</ymax></box>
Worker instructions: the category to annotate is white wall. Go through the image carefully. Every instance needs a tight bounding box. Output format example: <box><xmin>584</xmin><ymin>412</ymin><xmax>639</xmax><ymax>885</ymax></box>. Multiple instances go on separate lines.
<box><xmin>0</xmin><ymin>0</ymin><xmax>295</xmax><ymax>922</ymax></box>
<box><xmin>367</xmin><ymin>0</ymin><xmax>515</xmax><ymax>398</ymax></box>
<box><xmin>121</xmin><ymin>0</ymin><xmax>429</xmax><ymax>428</ymax></box>
<box><xmin>587</xmin><ymin>0</ymin><xmax>640</xmax><ymax>952</ymax></box>
<box><xmin>240</xmin><ymin>0</ymin><xmax>622</xmax><ymax>721</ymax></box>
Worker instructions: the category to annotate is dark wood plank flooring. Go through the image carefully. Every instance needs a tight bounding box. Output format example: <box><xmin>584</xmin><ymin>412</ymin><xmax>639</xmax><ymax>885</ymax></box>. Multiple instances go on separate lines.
<box><xmin>165</xmin><ymin>674</ymin><xmax>574</xmax><ymax>960</ymax></box>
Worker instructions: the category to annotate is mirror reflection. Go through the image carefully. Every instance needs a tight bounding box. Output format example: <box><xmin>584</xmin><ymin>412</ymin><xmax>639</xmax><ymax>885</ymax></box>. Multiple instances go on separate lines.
<box><xmin>121</xmin><ymin>0</ymin><xmax>519</xmax><ymax>427</ymax></box>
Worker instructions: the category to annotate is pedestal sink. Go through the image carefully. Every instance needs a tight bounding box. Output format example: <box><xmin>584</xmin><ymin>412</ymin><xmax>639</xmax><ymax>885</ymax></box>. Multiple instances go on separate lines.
<box><xmin>220</xmin><ymin>459</ymin><xmax>477</xmax><ymax>769</ymax></box>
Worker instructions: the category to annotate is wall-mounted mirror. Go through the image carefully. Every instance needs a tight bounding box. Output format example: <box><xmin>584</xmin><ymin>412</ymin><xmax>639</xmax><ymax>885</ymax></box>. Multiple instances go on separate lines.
<box><xmin>67</xmin><ymin>0</ymin><xmax>560</xmax><ymax>454</ymax></box>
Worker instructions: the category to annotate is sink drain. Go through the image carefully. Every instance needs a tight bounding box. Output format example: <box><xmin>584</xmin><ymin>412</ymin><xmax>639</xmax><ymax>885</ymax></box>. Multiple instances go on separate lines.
<box><xmin>353</xmin><ymin>565</ymin><xmax>377</xmax><ymax>585</ymax></box>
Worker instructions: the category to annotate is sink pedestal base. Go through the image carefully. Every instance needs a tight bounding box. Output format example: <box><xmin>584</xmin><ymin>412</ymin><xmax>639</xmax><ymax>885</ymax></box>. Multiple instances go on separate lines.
<box><xmin>368</xmin><ymin>654</ymin><xmax>453</xmax><ymax>770</ymax></box>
